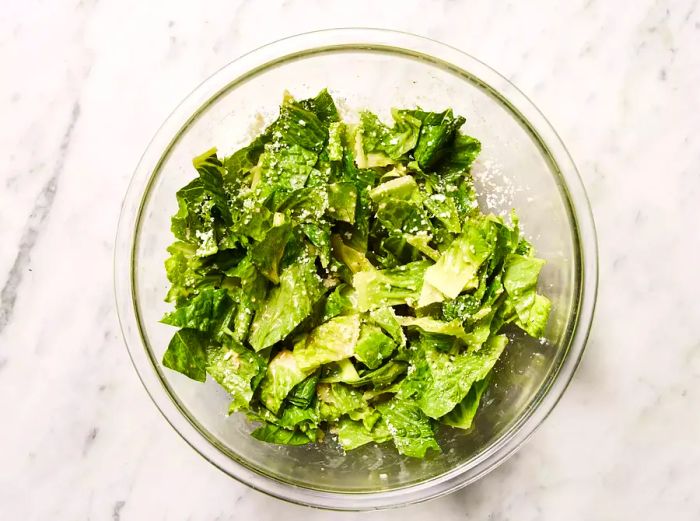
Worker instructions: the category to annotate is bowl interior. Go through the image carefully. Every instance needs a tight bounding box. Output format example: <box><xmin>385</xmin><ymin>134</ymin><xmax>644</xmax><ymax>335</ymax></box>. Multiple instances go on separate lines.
<box><xmin>132</xmin><ymin>45</ymin><xmax>580</xmax><ymax>494</ymax></box>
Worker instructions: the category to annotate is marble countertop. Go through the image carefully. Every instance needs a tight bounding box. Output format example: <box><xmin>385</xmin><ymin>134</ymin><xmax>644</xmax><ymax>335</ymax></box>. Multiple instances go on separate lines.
<box><xmin>2</xmin><ymin>0</ymin><xmax>699</xmax><ymax>519</ymax></box>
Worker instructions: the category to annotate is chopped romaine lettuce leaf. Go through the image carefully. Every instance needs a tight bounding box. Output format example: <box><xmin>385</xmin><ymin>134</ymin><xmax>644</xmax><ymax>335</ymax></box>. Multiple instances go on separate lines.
<box><xmin>368</xmin><ymin>306</ymin><xmax>406</xmax><ymax>347</ymax></box>
<box><xmin>300</xmin><ymin>222</ymin><xmax>332</xmax><ymax>268</ymax></box>
<box><xmin>298</xmin><ymin>88</ymin><xmax>340</xmax><ymax>126</ymax></box>
<box><xmin>396</xmin><ymin>316</ymin><xmax>469</xmax><ymax>343</ymax></box>
<box><xmin>160</xmin><ymin>288</ymin><xmax>233</xmax><ymax>336</ymax></box>
<box><xmin>331</xmin><ymin>235</ymin><xmax>374</xmax><ymax>273</ymax></box>
<box><xmin>354</xmin><ymin>324</ymin><xmax>396</xmax><ymax>369</ymax></box>
<box><xmin>501</xmin><ymin>252</ymin><xmax>551</xmax><ymax>338</ymax></box>
<box><xmin>327</xmin><ymin>121</ymin><xmax>345</xmax><ymax>161</ymax></box>
<box><xmin>356</xmin><ymin>110</ymin><xmax>421</xmax><ymax>167</ymax></box>
<box><xmin>317</xmin><ymin>382</ymin><xmax>369</xmax><ymax>421</ymax></box>
<box><xmin>248</xmin><ymin>258</ymin><xmax>325</xmax><ymax>351</ymax></box>
<box><xmin>162</xmin><ymin>328</ymin><xmax>209</xmax><ymax>382</ymax></box>
<box><xmin>400</xmin><ymin>334</ymin><xmax>509</xmax><ymax>419</ymax></box>
<box><xmin>369</xmin><ymin>175</ymin><xmax>419</xmax><ymax>204</ymax></box>
<box><xmin>515</xmin><ymin>293</ymin><xmax>551</xmax><ymax>338</ymax></box>
<box><xmin>294</xmin><ymin>314</ymin><xmax>361</xmax><ymax>372</ymax></box>
<box><xmin>287</xmin><ymin>373</ymin><xmax>320</xmax><ymax>409</ymax></box>
<box><xmin>441</xmin><ymin>376</ymin><xmax>491</xmax><ymax>429</ymax></box>
<box><xmin>337</xmin><ymin>417</ymin><xmax>391</xmax><ymax>450</ymax></box>
<box><xmin>354</xmin><ymin>260</ymin><xmax>430</xmax><ymax>311</ymax></box>
<box><xmin>251</xmin><ymin>423</ymin><xmax>315</xmax><ymax>445</ymax></box>
<box><xmin>422</xmin><ymin>216</ymin><xmax>497</xmax><ymax>300</ymax></box>
<box><xmin>376</xmin><ymin>398</ymin><xmax>440</xmax><ymax>458</ymax></box>
<box><xmin>322</xmin><ymin>283</ymin><xmax>357</xmax><ymax>321</ymax></box>
<box><xmin>250</xmin><ymin>217</ymin><xmax>293</xmax><ymax>284</ymax></box>
<box><xmin>206</xmin><ymin>340</ymin><xmax>266</xmax><ymax>412</ymax></box>
<box><xmin>347</xmin><ymin>360</ymin><xmax>408</xmax><ymax>388</ymax></box>
<box><xmin>410</xmin><ymin>109</ymin><xmax>465</xmax><ymax>169</ymax></box>
<box><xmin>320</xmin><ymin>358</ymin><xmax>361</xmax><ymax>384</ymax></box>
<box><xmin>327</xmin><ymin>182</ymin><xmax>357</xmax><ymax>223</ymax></box>
<box><xmin>270</xmin><ymin>99</ymin><xmax>327</xmax><ymax>153</ymax></box>
<box><xmin>259</xmin><ymin>350</ymin><xmax>309</xmax><ymax>414</ymax></box>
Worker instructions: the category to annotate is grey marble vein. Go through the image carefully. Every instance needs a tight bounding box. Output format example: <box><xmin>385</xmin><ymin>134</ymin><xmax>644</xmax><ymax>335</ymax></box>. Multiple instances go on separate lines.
<box><xmin>112</xmin><ymin>500</ymin><xmax>125</xmax><ymax>521</ymax></box>
<box><xmin>0</xmin><ymin>101</ymin><xmax>80</xmax><ymax>335</ymax></box>
<box><xmin>83</xmin><ymin>427</ymin><xmax>99</xmax><ymax>456</ymax></box>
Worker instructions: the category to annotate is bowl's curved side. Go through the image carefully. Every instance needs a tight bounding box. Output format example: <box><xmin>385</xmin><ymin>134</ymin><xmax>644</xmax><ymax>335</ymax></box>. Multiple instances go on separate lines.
<box><xmin>114</xmin><ymin>28</ymin><xmax>598</xmax><ymax>510</ymax></box>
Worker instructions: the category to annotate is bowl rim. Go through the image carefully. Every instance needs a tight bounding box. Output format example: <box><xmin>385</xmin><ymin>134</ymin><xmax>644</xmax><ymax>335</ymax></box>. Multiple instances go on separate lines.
<box><xmin>114</xmin><ymin>27</ymin><xmax>598</xmax><ymax>510</ymax></box>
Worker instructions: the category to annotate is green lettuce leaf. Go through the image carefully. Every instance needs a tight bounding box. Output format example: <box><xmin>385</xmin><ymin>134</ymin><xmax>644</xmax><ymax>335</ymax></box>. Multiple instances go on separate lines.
<box><xmin>322</xmin><ymin>283</ymin><xmax>357</xmax><ymax>321</ymax></box>
<box><xmin>354</xmin><ymin>324</ymin><xmax>396</xmax><ymax>369</ymax></box>
<box><xmin>250</xmin><ymin>216</ymin><xmax>293</xmax><ymax>284</ymax></box>
<box><xmin>320</xmin><ymin>358</ymin><xmax>361</xmax><ymax>384</ymax></box>
<box><xmin>317</xmin><ymin>383</ymin><xmax>366</xmax><ymax>420</ymax></box>
<box><xmin>347</xmin><ymin>360</ymin><xmax>407</xmax><ymax>388</ymax></box>
<box><xmin>336</xmin><ymin>417</ymin><xmax>391</xmax><ymax>451</ymax></box>
<box><xmin>423</xmin><ymin>192</ymin><xmax>461</xmax><ymax>233</ymax></box>
<box><xmin>503</xmin><ymin>254</ymin><xmax>550</xmax><ymax>337</ymax></box>
<box><xmin>259</xmin><ymin>350</ymin><xmax>309</xmax><ymax>414</ymax></box>
<box><xmin>206</xmin><ymin>340</ymin><xmax>266</xmax><ymax>412</ymax></box>
<box><xmin>376</xmin><ymin>198</ymin><xmax>433</xmax><ymax>237</ymax></box>
<box><xmin>421</xmin><ymin>216</ymin><xmax>497</xmax><ymax>302</ymax></box>
<box><xmin>294</xmin><ymin>314</ymin><xmax>361</xmax><ymax>372</ymax></box>
<box><xmin>331</xmin><ymin>235</ymin><xmax>374</xmax><ymax>274</ymax></box>
<box><xmin>371</xmin><ymin>234</ymin><xmax>423</xmax><ymax>269</ymax></box>
<box><xmin>404</xmin><ymin>233</ymin><xmax>441</xmax><ymax>261</ymax></box>
<box><xmin>300</xmin><ymin>222</ymin><xmax>332</xmax><ymax>268</ymax></box>
<box><xmin>248</xmin><ymin>258</ymin><xmax>325</xmax><ymax>351</ymax></box>
<box><xmin>224</xmin><ymin>255</ymin><xmax>268</xmax><ymax>343</ymax></box>
<box><xmin>160</xmin><ymin>288</ymin><xmax>233</xmax><ymax>336</ymax></box>
<box><xmin>276</xmin><ymin>403</ymin><xmax>319</xmax><ymax>433</ymax></box>
<box><xmin>258</xmin><ymin>144</ymin><xmax>318</xmax><ymax>194</ymax></box>
<box><xmin>270</xmin><ymin>99</ymin><xmax>328</xmax><ymax>153</ymax></box>
<box><xmin>223</xmin><ymin>133</ymin><xmax>268</xmax><ymax>185</ymax></box>
<box><xmin>191</xmin><ymin>148</ymin><xmax>233</xmax><ymax>224</ymax></box>
<box><xmin>287</xmin><ymin>373</ymin><xmax>320</xmax><ymax>409</ymax></box>
<box><xmin>515</xmin><ymin>293</ymin><xmax>551</xmax><ymax>338</ymax></box>
<box><xmin>327</xmin><ymin>182</ymin><xmax>357</xmax><ymax>223</ymax></box>
<box><xmin>317</xmin><ymin>383</ymin><xmax>379</xmax><ymax>429</ymax></box>
<box><xmin>434</xmin><ymin>133</ymin><xmax>481</xmax><ymax>176</ymax></box>
<box><xmin>251</xmin><ymin>422</ymin><xmax>315</xmax><ymax>445</ymax></box>
<box><xmin>369</xmin><ymin>175</ymin><xmax>419</xmax><ymax>205</ymax></box>
<box><xmin>441</xmin><ymin>292</ymin><xmax>481</xmax><ymax>322</ymax></box>
<box><xmin>400</xmin><ymin>334</ymin><xmax>509</xmax><ymax>419</ymax></box>
<box><xmin>327</xmin><ymin>121</ymin><xmax>345</xmax><ymax>161</ymax></box>
<box><xmin>297</xmin><ymin>88</ymin><xmax>340</xmax><ymax>127</ymax></box>
<box><xmin>396</xmin><ymin>316</ymin><xmax>469</xmax><ymax>343</ymax></box>
<box><xmin>441</xmin><ymin>376</ymin><xmax>491</xmax><ymax>429</ymax></box>
<box><xmin>354</xmin><ymin>260</ymin><xmax>430</xmax><ymax>311</ymax></box>
<box><xmin>275</xmin><ymin>186</ymin><xmax>328</xmax><ymax>222</ymax></box>
<box><xmin>410</xmin><ymin>109</ymin><xmax>465</xmax><ymax>170</ymax></box>
<box><xmin>164</xmin><ymin>242</ymin><xmax>218</xmax><ymax>304</ymax></box>
<box><xmin>376</xmin><ymin>398</ymin><xmax>440</xmax><ymax>458</ymax></box>
<box><xmin>368</xmin><ymin>307</ymin><xmax>406</xmax><ymax>347</ymax></box>
<box><xmin>369</xmin><ymin>176</ymin><xmax>429</xmax><ymax>238</ymax></box>
<box><xmin>355</xmin><ymin>110</ymin><xmax>422</xmax><ymax>167</ymax></box>
<box><xmin>171</xmin><ymin>179</ymin><xmax>220</xmax><ymax>257</ymax></box>
<box><xmin>162</xmin><ymin>329</ymin><xmax>209</xmax><ymax>382</ymax></box>
<box><xmin>170</xmin><ymin>148</ymin><xmax>238</xmax><ymax>257</ymax></box>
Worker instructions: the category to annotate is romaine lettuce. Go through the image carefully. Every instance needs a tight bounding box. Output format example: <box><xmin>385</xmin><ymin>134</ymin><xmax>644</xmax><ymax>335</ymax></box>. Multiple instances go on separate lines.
<box><xmin>354</xmin><ymin>260</ymin><xmax>430</xmax><ymax>311</ymax></box>
<box><xmin>248</xmin><ymin>258</ymin><xmax>325</xmax><ymax>351</ymax></box>
<box><xmin>159</xmin><ymin>90</ymin><xmax>551</xmax><ymax>457</ymax></box>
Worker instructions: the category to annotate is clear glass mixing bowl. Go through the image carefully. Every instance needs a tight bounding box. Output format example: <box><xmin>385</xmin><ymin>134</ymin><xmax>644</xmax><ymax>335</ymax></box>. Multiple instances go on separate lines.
<box><xmin>114</xmin><ymin>29</ymin><xmax>597</xmax><ymax>510</ymax></box>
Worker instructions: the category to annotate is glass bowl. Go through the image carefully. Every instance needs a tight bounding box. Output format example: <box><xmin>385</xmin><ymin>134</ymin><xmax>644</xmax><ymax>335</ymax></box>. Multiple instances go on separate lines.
<box><xmin>114</xmin><ymin>28</ymin><xmax>597</xmax><ymax>510</ymax></box>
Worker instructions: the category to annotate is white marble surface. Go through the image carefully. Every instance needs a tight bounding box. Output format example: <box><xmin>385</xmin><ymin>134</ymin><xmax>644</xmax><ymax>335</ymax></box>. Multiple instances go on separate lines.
<box><xmin>2</xmin><ymin>0</ymin><xmax>700</xmax><ymax>519</ymax></box>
